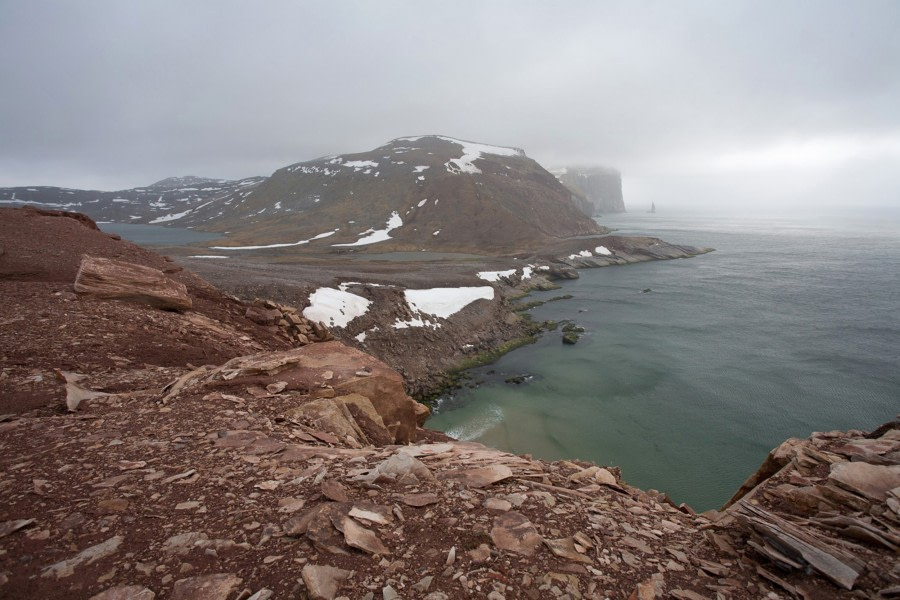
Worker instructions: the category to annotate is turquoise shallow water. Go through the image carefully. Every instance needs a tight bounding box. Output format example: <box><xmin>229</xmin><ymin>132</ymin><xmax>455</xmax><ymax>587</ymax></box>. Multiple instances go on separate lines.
<box><xmin>428</xmin><ymin>210</ymin><xmax>900</xmax><ymax>511</ymax></box>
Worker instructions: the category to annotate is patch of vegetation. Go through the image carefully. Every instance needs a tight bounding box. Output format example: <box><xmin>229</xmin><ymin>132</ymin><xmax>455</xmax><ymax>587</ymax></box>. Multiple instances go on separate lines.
<box><xmin>452</xmin><ymin>335</ymin><xmax>538</xmax><ymax>372</ymax></box>
<box><xmin>510</xmin><ymin>294</ymin><xmax>573</xmax><ymax>312</ymax></box>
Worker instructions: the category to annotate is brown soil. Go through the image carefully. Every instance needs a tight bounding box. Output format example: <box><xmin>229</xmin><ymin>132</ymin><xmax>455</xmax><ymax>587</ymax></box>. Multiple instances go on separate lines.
<box><xmin>0</xmin><ymin>207</ymin><xmax>290</xmax><ymax>414</ymax></box>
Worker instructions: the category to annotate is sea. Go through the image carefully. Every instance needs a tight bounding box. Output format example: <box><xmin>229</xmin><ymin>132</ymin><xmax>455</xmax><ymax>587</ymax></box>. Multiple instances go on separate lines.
<box><xmin>427</xmin><ymin>208</ymin><xmax>900</xmax><ymax>511</ymax></box>
<box><xmin>98</xmin><ymin>222</ymin><xmax>221</xmax><ymax>246</ymax></box>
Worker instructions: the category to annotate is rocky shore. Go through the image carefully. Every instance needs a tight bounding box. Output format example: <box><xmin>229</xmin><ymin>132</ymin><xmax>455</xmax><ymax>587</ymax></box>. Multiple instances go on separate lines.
<box><xmin>2</xmin><ymin>207</ymin><xmax>897</xmax><ymax>599</ymax></box>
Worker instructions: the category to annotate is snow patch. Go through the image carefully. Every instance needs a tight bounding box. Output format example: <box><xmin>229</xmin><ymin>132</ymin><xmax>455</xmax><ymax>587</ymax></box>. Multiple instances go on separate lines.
<box><xmin>303</xmin><ymin>287</ymin><xmax>371</xmax><ymax>328</ymax></box>
<box><xmin>437</xmin><ymin>137</ymin><xmax>523</xmax><ymax>175</ymax></box>
<box><xmin>393</xmin><ymin>317</ymin><xmax>441</xmax><ymax>330</ymax></box>
<box><xmin>477</xmin><ymin>269</ymin><xmax>516</xmax><ymax>282</ymax></box>
<box><xmin>405</xmin><ymin>287</ymin><xmax>494</xmax><ymax>319</ymax></box>
<box><xmin>333</xmin><ymin>211</ymin><xmax>403</xmax><ymax>247</ymax></box>
<box><xmin>211</xmin><ymin>229</ymin><xmax>337</xmax><ymax>250</ymax></box>
<box><xmin>413</xmin><ymin>166</ymin><xmax>429</xmax><ymax>173</ymax></box>
<box><xmin>568</xmin><ymin>250</ymin><xmax>593</xmax><ymax>259</ymax></box>
<box><xmin>595</xmin><ymin>245</ymin><xmax>612</xmax><ymax>256</ymax></box>
<box><xmin>417</xmin><ymin>198</ymin><xmax>428</xmax><ymax>208</ymax></box>
<box><xmin>190</xmin><ymin>255</ymin><xmax>229</xmax><ymax>259</ymax></box>
<box><xmin>344</xmin><ymin>160</ymin><xmax>379</xmax><ymax>170</ymax></box>
<box><xmin>149</xmin><ymin>208</ymin><xmax>193</xmax><ymax>224</ymax></box>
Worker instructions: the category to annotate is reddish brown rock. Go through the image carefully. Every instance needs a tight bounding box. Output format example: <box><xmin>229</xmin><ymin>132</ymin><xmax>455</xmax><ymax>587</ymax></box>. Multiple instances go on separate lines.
<box><xmin>74</xmin><ymin>255</ymin><xmax>192</xmax><ymax>311</ymax></box>
<box><xmin>215</xmin><ymin>341</ymin><xmax>421</xmax><ymax>444</ymax></box>
<box><xmin>245</xmin><ymin>305</ymin><xmax>282</xmax><ymax>325</ymax></box>
<box><xmin>301</xmin><ymin>564</ymin><xmax>352</xmax><ymax>600</ymax></box>
<box><xmin>89</xmin><ymin>586</ymin><xmax>155</xmax><ymax>600</ymax></box>
<box><xmin>490</xmin><ymin>511</ymin><xmax>542</xmax><ymax>556</ymax></box>
<box><xmin>170</xmin><ymin>573</ymin><xmax>242</xmax><ymax>600</ymax></box>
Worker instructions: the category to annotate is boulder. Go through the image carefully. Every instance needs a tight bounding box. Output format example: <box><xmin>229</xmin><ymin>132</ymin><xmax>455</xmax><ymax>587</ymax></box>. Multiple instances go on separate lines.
<box><xmin>216</xmin><ymin>342</ymin><xmax>420</xmax><ymax>443</ymax></box>
<box><xmin>334</xmin><ymin>394</ymin><xmax>393</xmax><ymax>445</ymax></box>
<box><xmin>333</xmin><ymin>373</ymin><xmax>419</xmax><ymax>444</ymax></box>
<box><xmin>284</xmin><ymin>398</ymin><xmax>366</xmax><ymax>444</ymax></box>
<box><xmin>74</xmin><ymin>255</ymin><xmax>192</xmax><ymax>311</ymax></box>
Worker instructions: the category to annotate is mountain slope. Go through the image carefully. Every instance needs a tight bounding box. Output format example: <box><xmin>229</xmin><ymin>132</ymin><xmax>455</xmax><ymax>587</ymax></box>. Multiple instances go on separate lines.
<box><xmin>200</xmin><ymin>136</ymin><xmax>604</xmax><ymax>254</ymax></box>
<box><xmin>0</xmin><ymin>136</ymin><xmax>605</xmax><ymax>254</ymax></box>
<box><xmin>0</xmin><ymin>176</ymin><xmax>265</xmax><ymax>225</ymax></box>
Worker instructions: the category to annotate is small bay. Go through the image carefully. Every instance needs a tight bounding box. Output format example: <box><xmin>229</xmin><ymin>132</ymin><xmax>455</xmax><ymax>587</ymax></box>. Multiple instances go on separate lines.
<box><xmin>428</xmin><ymin>209</ymin><xmax>900</xmax><ymax>510</ymax></box>
<box><xmin>98</xmin><ymin>222</ymin><xmax>222</xmax><ymax>246</ymax></box>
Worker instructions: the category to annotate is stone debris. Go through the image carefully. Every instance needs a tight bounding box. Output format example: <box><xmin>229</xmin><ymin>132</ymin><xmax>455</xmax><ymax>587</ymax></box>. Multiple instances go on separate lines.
<box><xmin>245</xmin><ymin>298</ymin><xmax>333</xmax><ymax>345</ymax></box>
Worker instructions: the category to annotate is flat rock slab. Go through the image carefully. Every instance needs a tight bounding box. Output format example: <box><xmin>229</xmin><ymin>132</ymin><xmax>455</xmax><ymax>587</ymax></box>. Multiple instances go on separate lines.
<box><xmin>440</xmin><ymin>464</ymin><xmax>513</xmax><ymax>488</ymax></box>
<box><xmin>42</xmin><ymin>535</ymin><xmax>123</xmax><ymax>579</ymax></box>
<box><xmin>74</xmin><ymin>255</ymin><xmax>192</xmax><ymax>311</ymax></box>
<box><xmin>89</xmin><ymin>585</ymin><xmax>156</xmax><ymax>600</ymax></box>
<box><xmin>339</xmin><ymin>516</ymin><xmax>389</xmax><ymax>555</ymax></box>
<box><xmin>397</xmin><ymin>493</ymin><xmax>440</xmax><ymax>507</ymax></box>
<box><xmin>829</xmin><ymin>462</ymin><xmax>900</xmax><ymax>501</ymax></box>
<box><xmin>544</xmin><ymin>537</ymin><xmax>593</xmax><ymax>563</ymax></box>
<box><xmin>490</xmin><ymin>511</ymin><xmax>543</xmax><ymax>556</ymax></box>
<box><xmin>170</xmin><ymin>573</ymin><xmax>242</xmax><ymax>600</ymax></box>
<box><xmin>0</xmin><ymin>518</ymin><xmax>35</xmax><ymax>538</ymax></box>
<box><xmin>302</xmin><ymin>564</ymin><xmax>352</xmax><ymax>600</ymax></box>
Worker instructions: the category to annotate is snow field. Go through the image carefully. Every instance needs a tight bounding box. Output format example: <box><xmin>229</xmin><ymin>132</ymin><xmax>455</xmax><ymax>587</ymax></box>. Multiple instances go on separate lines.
<box><xmin>303</xmin><ymin>287</ymin><xmax>372</xmax><ymax>328</ymax></box>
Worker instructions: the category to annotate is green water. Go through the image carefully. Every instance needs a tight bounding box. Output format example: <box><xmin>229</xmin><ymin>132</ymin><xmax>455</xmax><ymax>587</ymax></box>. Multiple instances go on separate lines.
<box><xmin>428</xmin><ymin>211</ymin><xmax>900</xmax><ymax>510</ymax></box>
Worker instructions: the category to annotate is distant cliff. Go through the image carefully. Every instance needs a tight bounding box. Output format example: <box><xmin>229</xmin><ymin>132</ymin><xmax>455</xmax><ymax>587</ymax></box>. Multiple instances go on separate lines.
<box><xmin>552</xmin><ymin>166</ymin><xmax>626</xmax><ymax>215</ymax></box>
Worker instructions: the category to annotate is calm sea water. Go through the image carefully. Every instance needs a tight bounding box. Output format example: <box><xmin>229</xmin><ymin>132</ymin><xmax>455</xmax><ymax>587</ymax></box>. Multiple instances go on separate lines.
<box><xmin>98</xmin><ymin>222</ymin><xmax>221</xmax><ymax>246</ymax></box>
<box><xmin>428</xmin><ymin>209</ymin><xmax>900</xmax><ymax>511</ymax></box>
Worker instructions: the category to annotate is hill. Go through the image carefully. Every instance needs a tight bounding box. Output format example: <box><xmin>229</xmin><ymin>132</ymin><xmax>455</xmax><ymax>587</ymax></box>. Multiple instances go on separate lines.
<box><xmin>1</xmin><ymin>136</ymin><xmax>605</xmax><ymax>255</ymax></box>
<box><xmin>193</xmin><ymin>136</ymin><xmax>605</xmax><ymax>254</ymax></box>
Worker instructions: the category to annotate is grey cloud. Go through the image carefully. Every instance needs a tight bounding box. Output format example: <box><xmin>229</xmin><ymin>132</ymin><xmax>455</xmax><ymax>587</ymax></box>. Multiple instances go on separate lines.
<box><xmin>1</xmin><ymin>0</ymin><xmax>898</xmax><ymax>207</ymax></box>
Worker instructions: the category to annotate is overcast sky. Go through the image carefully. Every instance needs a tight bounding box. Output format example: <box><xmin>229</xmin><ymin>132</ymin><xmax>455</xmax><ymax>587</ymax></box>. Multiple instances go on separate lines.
<box><xmin>2</xmin><ymin>0</ymin><xmax>898</xmax><ymax>209</ymax></box>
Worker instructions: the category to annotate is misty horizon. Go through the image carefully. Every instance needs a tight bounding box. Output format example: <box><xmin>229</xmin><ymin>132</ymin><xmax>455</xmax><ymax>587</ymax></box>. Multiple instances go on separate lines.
<box><xmin>2</xmin><ymin>1</ymin><xmax>899</xmax><ymax>210</ymax></box>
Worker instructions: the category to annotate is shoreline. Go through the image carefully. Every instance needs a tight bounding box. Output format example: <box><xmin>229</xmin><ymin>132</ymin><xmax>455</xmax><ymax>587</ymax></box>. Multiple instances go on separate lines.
<box><xmin>176</xmin><ymin>234</ymin><xmax>713</xmax><ymax>405</ymax></box>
